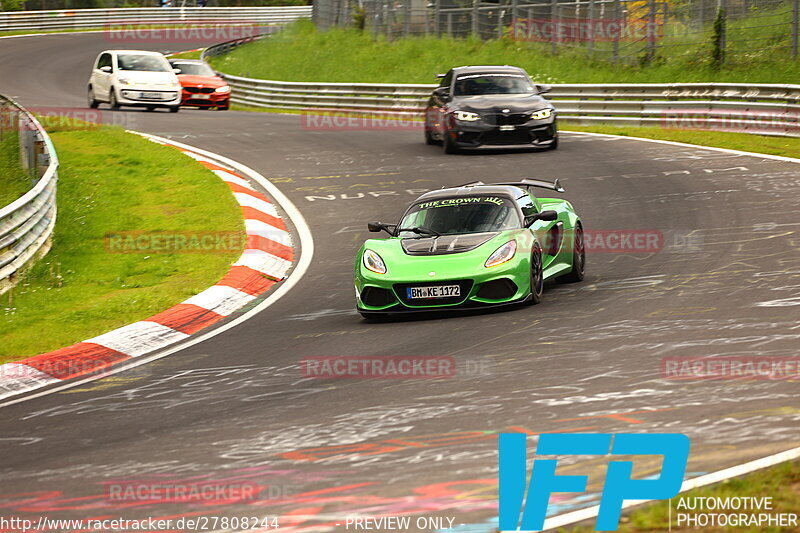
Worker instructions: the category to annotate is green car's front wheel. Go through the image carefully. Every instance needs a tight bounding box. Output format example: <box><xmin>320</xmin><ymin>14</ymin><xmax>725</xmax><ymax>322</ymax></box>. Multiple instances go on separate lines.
<box><xmin>526</xmin><ymin>245</ymin><xmax>544</xmax><ymax>305</ymax></box>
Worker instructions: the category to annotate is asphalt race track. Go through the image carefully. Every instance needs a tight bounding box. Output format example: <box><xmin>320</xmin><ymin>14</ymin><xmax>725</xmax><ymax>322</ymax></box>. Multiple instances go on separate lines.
<box><xmin>1</xmin><ymin>31</ymin><xmax>799</xmax><ymax>532</ymax></box>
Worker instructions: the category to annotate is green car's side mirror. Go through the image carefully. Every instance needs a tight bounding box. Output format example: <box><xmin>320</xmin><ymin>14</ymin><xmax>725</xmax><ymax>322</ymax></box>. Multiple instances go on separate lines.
<box><xmin>525</xmin><ymin>210</ymin><xmax>558</xmax><ymax>227</ymax></box>
<box><xmin>367</xmin><ymin>221</ymin><xmax>385</xmax><ymax>232</ymax></box>
<box><xmin>537</xmin><ymin>210</ymin><xmax>558</xmax><ymax>221</ymax></box>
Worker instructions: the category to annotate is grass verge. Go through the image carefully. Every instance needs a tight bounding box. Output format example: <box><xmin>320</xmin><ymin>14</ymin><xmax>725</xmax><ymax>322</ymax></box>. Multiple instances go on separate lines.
<box><xmin>562</xmin><ymin>459</ymin><xmax>800</xmax><ymax>532</ymax></box>
<box><xmin>0</xmin><ymin>129</ymin><xmax>32</xmax><ymax>207</ymax></box>
<box><xmin>209</xmin><ymin>20</ymin><xmax>800</xmax><ymax>84</ymax></box>
<box><xmin>0</xmin><ymin>122</ymin><xmax>244</xmax><ymax>362</ymax></box>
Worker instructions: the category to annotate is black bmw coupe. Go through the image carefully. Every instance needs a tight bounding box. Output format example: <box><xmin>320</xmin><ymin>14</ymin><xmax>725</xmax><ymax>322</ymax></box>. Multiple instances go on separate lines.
<box><xmin>424</xmin><ymin>65</ymin><xmax>558</xmax><ymax>153</ymax></box>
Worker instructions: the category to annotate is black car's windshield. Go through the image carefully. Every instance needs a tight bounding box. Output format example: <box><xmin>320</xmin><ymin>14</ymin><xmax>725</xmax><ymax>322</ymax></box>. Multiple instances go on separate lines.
<box><xmin>398</xmin><ymin>196</ymin><xmax>520</xmax><ymax>237</ymax></box>
<box><xmin>453</xmin><ymin>74</ymin><xmax>535</xmax><ymax>96</ymax></box>
<box><xmin>172</xmin><ymin>62</ymin><xmax>215</xmax><ymax>76</ymax></box>
<box><xmin>117</xmin><ymin>54</ymin><xmax>170</xmax><ymax>72</ymax></box>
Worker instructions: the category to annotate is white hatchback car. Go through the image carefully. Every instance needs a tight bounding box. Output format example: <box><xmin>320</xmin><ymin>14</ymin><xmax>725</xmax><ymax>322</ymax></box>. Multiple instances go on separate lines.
<box><xmin>88</xmin><ymin>50</ymin><xmax>182</xmax><ymax>112</ymax></box>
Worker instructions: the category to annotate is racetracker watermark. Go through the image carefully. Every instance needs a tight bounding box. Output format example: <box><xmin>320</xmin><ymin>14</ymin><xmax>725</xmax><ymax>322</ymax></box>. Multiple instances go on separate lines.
<box><xmin>103</xmin><ymin>22</ymin><xmax>259</xmax><ymax>43</ymax></box>
<box><xmin>510</xmin><ymin>17</ymin><xmax>659</xmax><ymax>42</ymax></box>
<box><xmin>105</xmin><ymin>482</ymin><xmax>260</xmax><ymax>503</ymax></box>
<box><xmin>661</xmin><ymin>109</ymin><xmax>800</xmax><ymax>135</ymax></box>
<box><xmin>662</xmin><ymin>356</ymin><xmax>800</xmax><ymax>381</ymax></box>
<box><xmin>300</xmin><ymin>110</ymin><xmax>423</xmax><ymax>131</ymax></box>
<box><xmin>15</xmin><ymin>107</ymin><xmax>141</xmax><ymax>131</ymax></box>
<box><xmin>105</xmin><ymin>231</ymin><xmax>247</xmax><ymax>254</ymax></box>
<box><xmin>300</xmin><ymin>356</ymin><xmax>457</xmax><ymax>379</ymax></box>
<box><xmin>0</xmin><ymin>357</ymin><xmax>146</xmax><ymax>380</ymax></box>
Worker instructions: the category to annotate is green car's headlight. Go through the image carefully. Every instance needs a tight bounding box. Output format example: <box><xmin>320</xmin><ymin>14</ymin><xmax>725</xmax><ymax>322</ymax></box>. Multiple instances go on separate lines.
<box><xmin>363</xmin><ymin>249</ymin><xmax>387</xmax><ymax>274</ymax></box>
<box><xmin>454</xmin><ymin>110</ymin><xmax>480</xmax><ymax>122</ymax></box>
<box><xmin>531</xmin><ymin>108</ymin><xmax>553</xmax><ymax>120</ymax></box>
<box><xmin>485</xmin><ymin>240</ymin><xmax>517</xmax><ymax>268</ymax></box>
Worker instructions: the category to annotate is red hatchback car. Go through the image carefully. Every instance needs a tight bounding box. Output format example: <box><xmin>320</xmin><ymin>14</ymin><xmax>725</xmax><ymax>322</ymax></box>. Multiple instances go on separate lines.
<box><xmin>169</xmin><ymin>59</ymin><xmax>230</xmax><ymax>110</ymax></box>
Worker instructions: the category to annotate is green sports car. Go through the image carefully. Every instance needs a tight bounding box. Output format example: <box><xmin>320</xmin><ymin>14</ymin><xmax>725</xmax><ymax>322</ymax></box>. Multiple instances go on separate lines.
<box><xmin>354</xmin><ymin>179</ymin><xmax>584</xmax><ymax>318</ymax></box>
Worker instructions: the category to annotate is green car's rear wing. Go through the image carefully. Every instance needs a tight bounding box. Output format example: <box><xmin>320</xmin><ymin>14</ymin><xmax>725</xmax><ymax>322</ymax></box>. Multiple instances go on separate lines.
<box><xmin>456</xmin><ymin>178</ymin><xmax>566</xmax><ymax>193</ymax></box>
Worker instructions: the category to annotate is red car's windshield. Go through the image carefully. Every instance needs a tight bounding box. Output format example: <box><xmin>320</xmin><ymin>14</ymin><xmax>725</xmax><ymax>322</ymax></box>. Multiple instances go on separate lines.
<box><xmin>172</xmin><ymin>62</ymin><xmax>216</xmax><ymax>76</ymax></box>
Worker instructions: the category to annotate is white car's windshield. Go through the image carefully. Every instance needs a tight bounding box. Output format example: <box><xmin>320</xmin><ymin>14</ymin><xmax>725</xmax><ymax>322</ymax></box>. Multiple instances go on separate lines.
<box><xmin>172</xmin><ymin>62</ymin><xmax>215</xmax><ymax>76</ymax></box>
<box><xmin>398</xmin><ymin>196</ymin><xmax>520</xmax><ymax>237</ymax></box>
<box><xmin>454</xmin><ymin>74</ymin><xmax>535</xmax><ymax>96</ymax></box>
<box><xmin>118</xmin><ymin>54</ymin><xmax>170</xmax><ymax>72</ymax></box>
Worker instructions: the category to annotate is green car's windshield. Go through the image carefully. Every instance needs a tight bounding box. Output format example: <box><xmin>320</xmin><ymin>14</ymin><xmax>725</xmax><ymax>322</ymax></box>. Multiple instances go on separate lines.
<box><xmin>397</xmin><ymin>196</ymin><xmax>520</xmax><ymax>238</ymax></box>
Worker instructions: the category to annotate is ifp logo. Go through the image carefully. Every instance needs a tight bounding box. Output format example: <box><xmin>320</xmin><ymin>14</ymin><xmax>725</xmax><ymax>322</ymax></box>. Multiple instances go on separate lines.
<box><xmin>499</xmin><ymin>433</ymin><xmax>690</xmax><ymax>531</ymax></box>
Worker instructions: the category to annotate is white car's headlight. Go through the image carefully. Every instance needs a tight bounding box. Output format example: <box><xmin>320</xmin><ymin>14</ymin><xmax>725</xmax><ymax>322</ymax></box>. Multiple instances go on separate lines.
<box><xmin>117</xmin><ymin>77</ymin><xmax>132</xmax><ymax>86</ymax></box>
<box><xmin>215</xmin><ymin>85</ymin><xmax>231</xmax><ymax>94</ymax></box>
<box><xmin>531</xmin><ymin>108</ymin><xmax>553</xmax><ymax>120</ymax></box>
<box><xmin>454</xmin><ymin>110</ymin><xmax>480</xmax><ymax>122</ymax></box>
<box><xmin>363</xmin><ymin>249</ymin><xmax>387</xmax><ymax>274</ymax></box>
<box><xmin>485</xmin><ymin>240</ymin><xmax>517</xmax><ymax>268</ymax></box>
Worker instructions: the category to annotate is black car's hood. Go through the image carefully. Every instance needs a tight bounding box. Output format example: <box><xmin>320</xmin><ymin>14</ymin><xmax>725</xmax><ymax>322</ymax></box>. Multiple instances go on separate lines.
<box><xmin>401</xmin><ymin>232</ymin><xmax>497</xmax><ymax>255</ymax></box>
<box><xmin>451</xmin><ymin>93</ymin><xmax>549</xmax><ymax>113</ymax></box>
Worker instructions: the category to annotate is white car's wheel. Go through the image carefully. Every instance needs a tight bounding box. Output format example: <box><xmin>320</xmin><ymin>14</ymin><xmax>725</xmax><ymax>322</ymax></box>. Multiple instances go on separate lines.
<box><xmin>87</xmin><ymin>87</ymin><xmax>99</xmax><ymax>109</ymax></box>
<box><xmin>109</xmin><ymin>90</ymin><xmax>120</xmax><ymax>110</ymax></box>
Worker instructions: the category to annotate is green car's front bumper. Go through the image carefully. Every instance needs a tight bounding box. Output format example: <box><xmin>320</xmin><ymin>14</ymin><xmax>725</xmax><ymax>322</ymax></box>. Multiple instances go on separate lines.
<box><xmin>355</xmin><ymin>238</ymin><xmax>534</xmax><ymax>314</ymax></box>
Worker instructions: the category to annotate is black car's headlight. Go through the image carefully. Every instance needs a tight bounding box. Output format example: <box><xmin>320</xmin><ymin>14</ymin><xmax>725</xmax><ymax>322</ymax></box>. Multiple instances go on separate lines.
<box><xmin>453</xmin><ymin>110</ymin><xmax>480</xmax><ymax>122</ymax></box>
<box><xmin>531</xmin><ymin>108</ymin><xmax>553</xmax><ymax>120</ymax></box>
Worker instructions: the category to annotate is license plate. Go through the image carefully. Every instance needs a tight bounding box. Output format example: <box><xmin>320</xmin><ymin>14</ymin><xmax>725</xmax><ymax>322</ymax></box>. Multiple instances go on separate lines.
<box><xmin>499</xmin><ymin>125</ymin><xmax>515</xmax><ymax>131</ymax></box>
<box><xmin>194</xmin><ymin>94</ymin><xmax>211</xmax><ymax>99</ymax></box>
<box><xmin>139</xmin><ymin>92</ymin><xmax>162</xmax><ymax>99</ymax></box>
<box><xmin>407</xmin><ymin>285</ymin><xmax>461</xmax><ymax>299</ymax></box>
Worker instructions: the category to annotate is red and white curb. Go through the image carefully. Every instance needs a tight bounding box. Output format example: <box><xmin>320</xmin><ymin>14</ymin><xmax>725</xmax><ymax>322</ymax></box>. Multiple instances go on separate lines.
<box><xmin>0</xmin><ymin>135</ymin><xmax>298</xmax><ymax>401</ymax></box>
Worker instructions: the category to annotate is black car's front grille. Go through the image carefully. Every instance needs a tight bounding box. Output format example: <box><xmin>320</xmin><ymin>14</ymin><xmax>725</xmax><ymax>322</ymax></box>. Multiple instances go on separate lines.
<box><xmin>483</xmin><ymin>113</ymin><xmax>531</xmax><ymax>126</ymax></box>
<box><xmin>480</xmin><ymin>130</ymin><xmax>534</xmax><ymax>145</ymax></box>
<box><xmin>185</xmin><ymin>86</ymin><xmax>215</xmax><ymax>94</ymax></box>
<box><xmin>394</xmin><ymin>279</ymin><xmax>473</xmax><ymax>307</ymax></box>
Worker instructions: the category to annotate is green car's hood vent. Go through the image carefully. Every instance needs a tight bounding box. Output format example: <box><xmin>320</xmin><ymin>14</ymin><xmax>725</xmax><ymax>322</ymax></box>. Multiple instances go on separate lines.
<box><xmin>401</xmin><ymin>232</ymin><xmax>498</xmax><ymax>255</ymax></box>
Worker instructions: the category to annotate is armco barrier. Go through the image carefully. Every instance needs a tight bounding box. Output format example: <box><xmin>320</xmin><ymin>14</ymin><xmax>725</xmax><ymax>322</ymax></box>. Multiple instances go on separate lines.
<box><xmin>202</xmin><ymin>37</ymin><xmax>800</xmax><ymax>137</ymax></box>
<box><xmin>0</xmin><ymin>95</ymin><xmax>58</xmax><ymax>293</ymax></box>
<box><xmin>0</xmin><ymin>6</ymin><xmax>311</xmax><ymax>33</ymax></box>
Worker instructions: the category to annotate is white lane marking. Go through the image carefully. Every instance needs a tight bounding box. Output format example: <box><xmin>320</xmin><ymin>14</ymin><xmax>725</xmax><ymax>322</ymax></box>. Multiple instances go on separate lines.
<box><xmin>87</xmin><ymin>321</ymin><xmax>190</xmax><ymax>357</ymax></box>
<box><xmin>563</xmin><ymin>130</ymin><xmax>800</xmax><ymax>164</ymax></box>
<box><xmin>183</xmin><ymin>285</ymin><xmax>256</xmax><ymax>317</ymax></box>
<box><xmin>0</xmin><ymin>135</ymin><xmax>314</xmax><ymax>409</ymax></box>
<box><xmin>543</xmin><ymin>445</ymin><xmax>800</xmax><ymax>531</ymax></box>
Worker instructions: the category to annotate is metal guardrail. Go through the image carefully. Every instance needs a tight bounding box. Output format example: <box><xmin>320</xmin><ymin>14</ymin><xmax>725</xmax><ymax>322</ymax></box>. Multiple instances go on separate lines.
<box><xmin>0</xmin><ymin>95</ymin><xmax>58</xmax><ymax>293</ymax></box>
<box><xmin>202</xmin><ymin>38</ymin><xmax>800</xmax><ymax>137</ymax></box>
<box><xmin>0</xmin><ymin>7</ymin><xmax>311</xmax><ymax>33</ymax></box>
